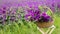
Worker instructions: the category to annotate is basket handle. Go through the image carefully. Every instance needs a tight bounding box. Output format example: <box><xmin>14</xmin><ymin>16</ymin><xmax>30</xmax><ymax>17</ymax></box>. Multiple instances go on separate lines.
<box><xmin>42</xmin><ymin>6</ymin><xmax>54</xmax><ymax>18</ymax></box>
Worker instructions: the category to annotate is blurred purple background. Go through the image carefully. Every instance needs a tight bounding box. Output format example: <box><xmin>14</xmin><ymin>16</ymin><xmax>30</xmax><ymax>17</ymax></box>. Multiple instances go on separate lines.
<box><xmin>0</xmin><ymin>0</ymin><xmax>56</xmax><ymax>7</ymax></box>
<box><xmin>0</xmin><ymin>0</ymin><xmax>60</xmax><ymax>12</ymax></box>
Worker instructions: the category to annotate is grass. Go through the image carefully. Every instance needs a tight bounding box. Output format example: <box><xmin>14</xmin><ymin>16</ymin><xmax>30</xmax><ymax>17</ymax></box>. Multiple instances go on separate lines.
<box><xmin>0</xmin><ymin>14</ymin><xmax>60</xmax><ymax>34</ymax></box>
<box><xmin>52</xmin><ymin>14</ymin><xmax>60</xmax><ymax>34</ymax></box>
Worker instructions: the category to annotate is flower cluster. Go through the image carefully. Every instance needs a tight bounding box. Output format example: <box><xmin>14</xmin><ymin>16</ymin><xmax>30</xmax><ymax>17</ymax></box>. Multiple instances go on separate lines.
<box><xmin>38</xmin><ymin>12</ymin><xmax>51</xmax><ymax>22</ymax></box>
<box><xmin>0</xmin><ymin>7</ymin><xmax>21</xmax><ymax>24</ymax></box>
<box><xmin>25</xmin><ymin>7</ymin><xmax>41</xmax><ymax>21</ymax></box>
<box><xmin>0</xmin><ymin>7</ymin><xmax>8</xmax><ymax>24</ymax></box>
<box><xmin>25</xmin><ymin>7</ymin><xmax>52</xmax><ymax>22</ymax></box>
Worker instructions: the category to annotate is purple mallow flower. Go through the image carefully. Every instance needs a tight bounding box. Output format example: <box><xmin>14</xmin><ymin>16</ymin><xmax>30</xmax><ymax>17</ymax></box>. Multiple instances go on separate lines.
<box><xmin>0</xmin><ymin>7</ymin><xmax>21</xmax><ymax>24</ymax></box>
<box><xmin>39</xmin><ymin>12</ymin><xmax>51</xmax><ymax>22</ymax></box>
<box><xmin>25</xmin><ymin>7</ymin><xmax>52</xmax><ymax>22</ymax></box>
<box><xmin>25</xmin><ymin>7</ymin><xmax>41</xmax><ymax>21</ymax></box>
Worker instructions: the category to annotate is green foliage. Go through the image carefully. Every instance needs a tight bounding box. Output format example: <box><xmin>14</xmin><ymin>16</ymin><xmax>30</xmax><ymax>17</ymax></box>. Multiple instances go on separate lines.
<box><xmin>0</xmin><ymin>14</ymin><xmax>60</xmax><ymax>34</ymax></box>
<box><xmin>46</xmin><ymin>10</ymin><xmax>52</xmax><ymax>16</ymax></box>
<box><xmin>0</xmin><ymin>19</ymin><xmax>41</xmax><ymax>34</ymax></box>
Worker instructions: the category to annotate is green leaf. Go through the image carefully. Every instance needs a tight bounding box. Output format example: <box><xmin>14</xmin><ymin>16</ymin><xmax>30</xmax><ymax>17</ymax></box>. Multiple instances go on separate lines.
<box><xmin>46</xmin><ymin>10</ymin><xmax>52</xmax><ymax>16</ymax></box>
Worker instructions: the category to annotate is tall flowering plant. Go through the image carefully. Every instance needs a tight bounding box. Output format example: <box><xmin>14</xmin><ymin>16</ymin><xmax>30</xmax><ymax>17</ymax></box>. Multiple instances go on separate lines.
<box><xmin>0</xmin><ymin>7</ymin><xmax>22</xmax><ymax>25</ymax></box>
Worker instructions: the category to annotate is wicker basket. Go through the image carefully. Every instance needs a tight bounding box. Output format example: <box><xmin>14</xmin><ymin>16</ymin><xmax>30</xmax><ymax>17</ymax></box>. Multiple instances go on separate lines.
<box><xmin>36</xmin><ymin>6</ymin><xmax>54</xmax><ymax>28</ymax></box>
<box><xmin>37</xmin><ymin>21</ymin><xmax>54</xmax><ymax>28</ymax></box>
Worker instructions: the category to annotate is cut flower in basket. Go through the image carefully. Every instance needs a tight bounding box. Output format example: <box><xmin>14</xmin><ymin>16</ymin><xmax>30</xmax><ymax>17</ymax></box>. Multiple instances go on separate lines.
<box><xmin>25</xmin><ymin>6</ymin><xmax>53</xmax><ymax>23</ymax></box>
<box><xmin>25</xmin><ymin>6</ymin><xmax>54</xmax><ymax>28</ymax></box>
<box><xmin>38</xmin><ymin>12</ymin><xmax>52</xmax><ymax>22</ymax></box>
<box><xmin>25</xmin><ymin>7</ymin><xmax>41</xmax><ymax>21</ymax></box>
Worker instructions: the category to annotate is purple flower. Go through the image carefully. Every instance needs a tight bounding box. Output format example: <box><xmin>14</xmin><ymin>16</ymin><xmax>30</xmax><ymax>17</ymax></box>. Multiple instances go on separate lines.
<box><xmin>25</xmin><ymin>7</ymin><xmax>53</xmax><ymax>22</ymax></box>
<box><xmin>39</xmin><ymin>12</ymin><xmax>51</xmax><ymax>22</ymax></box>
<box><xmin>0</xmin><ymin>6</ymin><xmax>20</xmax><ymax>24</ymax></box>
<box><xmin>25</xmin><ymin>7</ymin><xmax>41</xmax><ymax>21</ymax></box>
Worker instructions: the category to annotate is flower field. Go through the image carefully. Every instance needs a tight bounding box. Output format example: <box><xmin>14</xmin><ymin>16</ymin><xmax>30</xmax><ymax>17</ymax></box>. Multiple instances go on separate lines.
<box><xmin>0</xmin><ymin>14</ymin><xmax>60</xmax><ymax>34</ymax></box>
<box><xmin>0</xmin><ymin>0</ymin><xmax>60</xmax><ymax>34</ymax></box>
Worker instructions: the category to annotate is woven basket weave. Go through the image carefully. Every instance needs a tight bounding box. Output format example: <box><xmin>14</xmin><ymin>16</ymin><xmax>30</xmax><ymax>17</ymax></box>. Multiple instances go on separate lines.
<box><xmin>37</xmin><ymin>21</ymin><xmax>54</xmax><ymax>28</ymax></box>
<box><xmin>36</xmin><ymin>6</ymin><xmax>54</xmax><ymax>28</ymax></box>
